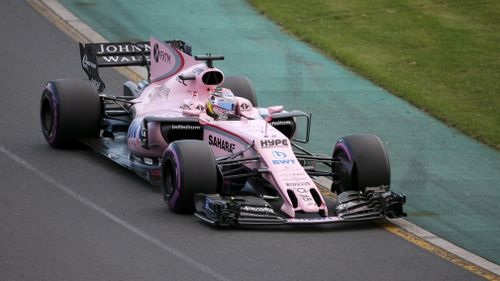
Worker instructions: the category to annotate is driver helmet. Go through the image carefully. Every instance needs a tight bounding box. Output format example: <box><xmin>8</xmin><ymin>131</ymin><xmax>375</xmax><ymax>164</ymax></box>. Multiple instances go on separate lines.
<box><xmin>206</xmin><ymin>88</ymin><xmax>237</xmax><ymax>120</ymax></box>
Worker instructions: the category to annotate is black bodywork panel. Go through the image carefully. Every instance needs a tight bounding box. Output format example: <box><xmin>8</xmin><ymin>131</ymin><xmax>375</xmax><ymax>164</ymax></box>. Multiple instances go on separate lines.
<box><xmin>82</xmin><ymin>132</ymin><xmax>162</xmax><ymax>186</ymax></box>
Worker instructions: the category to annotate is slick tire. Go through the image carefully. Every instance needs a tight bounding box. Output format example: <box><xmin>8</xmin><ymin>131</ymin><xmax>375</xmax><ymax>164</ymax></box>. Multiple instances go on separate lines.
<box><xmin>332</xmin><ymin>134</ymin><xmax>390</xmax><ymax>194</ymax></box>
<box><xmin>40</xmin><ymin>79</ymin><xmax>101</xmax><ymax>148</ymax></box>
<box><xmin>161</xmin><ymin>140</ymin><xmax>219</xmax><ymax>214</ymax></box>
<box><xmin>222</xmin><ymin>76</ymin><xmax>258</xmax><ymax>106</ymax></box>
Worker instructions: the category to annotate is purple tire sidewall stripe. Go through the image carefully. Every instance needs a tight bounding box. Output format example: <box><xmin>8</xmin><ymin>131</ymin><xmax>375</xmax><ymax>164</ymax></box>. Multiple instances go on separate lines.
<box><xmin>168</xmin><ymin>146</ymin><xmax>182</xmax><ymax>209</ymax></box>
<box><xmin>335</xmin><ymin>141</ymin><xmax>352</xmax><ymax>161</ymax></box>
<box><xmin>45</xmin><ymin>83</ymin><xmax>59</xmax><ymax>144</ymax></box>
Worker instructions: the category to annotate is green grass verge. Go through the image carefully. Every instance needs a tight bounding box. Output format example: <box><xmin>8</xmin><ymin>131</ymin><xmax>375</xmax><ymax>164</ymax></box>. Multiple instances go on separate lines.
<box><xmin>249</xmin><ymin>0</ymin><xmax>500</xmax><ymax>149</ymax></box>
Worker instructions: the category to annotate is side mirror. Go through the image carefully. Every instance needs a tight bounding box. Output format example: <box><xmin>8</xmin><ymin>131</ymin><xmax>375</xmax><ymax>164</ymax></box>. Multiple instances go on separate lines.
<box><xmin>269</xmin><ymin>110</ymin><xmax>311</xmax><ymax>143</ymax></box>
<box><xmin>267</xmin><ymin>106</ymin><xmax>283</xmax><ymax>116</ymax></box>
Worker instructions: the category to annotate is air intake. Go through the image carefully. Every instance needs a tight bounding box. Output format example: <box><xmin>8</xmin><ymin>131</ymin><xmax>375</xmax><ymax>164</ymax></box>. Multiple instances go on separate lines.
<box><xmin>202</xmin><ymin>71</ymin><xmax>224</xmax><ymax>85</ymax></box>
<box><xmin>309</xmin><ymin>188</ymin><xmax>322</xmax><ymax>207</ymax></box>
<box><xmin>287</xmin><ymin>190</ymin><xmax>298</xmax><ymax>208</ymax></box>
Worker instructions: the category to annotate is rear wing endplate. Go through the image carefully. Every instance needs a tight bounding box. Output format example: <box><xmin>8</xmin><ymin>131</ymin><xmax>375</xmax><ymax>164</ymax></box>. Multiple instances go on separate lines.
<box><xmin>79</xmin><ymin>40</ymin><xmax>192</xmax><ymax>92</ymax></box>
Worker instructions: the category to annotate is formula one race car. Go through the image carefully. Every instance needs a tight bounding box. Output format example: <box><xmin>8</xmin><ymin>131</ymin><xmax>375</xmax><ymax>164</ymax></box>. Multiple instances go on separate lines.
<box><xmin>40</xmin><ymin>37</ymin><xmax>405</xmax><ymax>226</ymax></box>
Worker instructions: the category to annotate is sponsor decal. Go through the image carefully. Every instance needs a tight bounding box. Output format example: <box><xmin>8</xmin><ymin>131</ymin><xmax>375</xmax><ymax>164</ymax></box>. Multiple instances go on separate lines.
<box><xmin>279</xmin><ymin>171</ymin><xmax>308</xmax><ymax>178</ymax></box>
<box><xmin>158</xmin><ymin>84</ymin><xmax>171</xmax><ymax>100</ymax></box>
<box><xmin>140</xmin><ymin>125</ymin><xmax>147</xmax><ymax>145</ymax></box>
<box><xmin>285</xmin><ymin>182</ymin><xmax>311</xmax><ymax>187</ymax></box>
<box><xmin>269</xmin><ymin>150</ymin><xmax>296</xmax><ymax>165</ymax></box>
<box><xmin>288</xmin><ymin>217</ymin><xmax>340</xmax><ymax>223</ymax></box>
<box><xmin>296</xmin><ymin>187</ymin><xmax>308</xmax><ymax>193</ymax></box>
<box><xmin>180</xmin><ymin>101</ymin><xmax>192</xmax><ymax>110</ymax></box>
<box><xmin>208</xmin><ymin>135</ymin><xmax>236</xmax><ymax>153</ymax></box>
<box><xmin>270</xmin><ymin>120</ymin><xmax>293</xmax><ymax>126</ymax></box>
<box><xmin>127</xmin><ymin>121</ymin><xmax>145</xmax><ymax>145</ymax></box>
<box><xmin>279</xmin><ymin>170</ymin><xmax>310</xmax><ymax>181</ymax></box>
<box><xmin>150</xmin><ymin>38</ymin><xmax>185</xmax><ymax>82</ymax></box>
<box><xmin>260</xmin><ymin>139</ymin><xmax>288</xmax><ymax>148</ymax></box>
<box><xmin>81</xmin><ymin>54</ymin><xmax>96</xmax><ymax>71</ymax></box>
<box><xmin>195</xmin><ymin>103</ymin><xmax>205</xmax><ymax>111</ymax></box>
<box><xmin>240</xmin><ymin>206</ymin><xmax>274</xmax><ymax>213</ymax></box>
<box><xmin>272</xmin><ymin>151</ymin><xmax>287</xmax><ymax>158</ymax></box>
<box><xmin>101</xmin><ymin>56</ymin><xmax>143</xmax><ymax>63</ymax></box>
<box><xmin>128</xmin><ymin>121</ymin><xmax>147</xmax><ymax>145</ymax></box>
<box><xmin>240</xmin><ymin>102</ymin><xmax>250</xmax><ymax>111</ymax></box>
<box><xmin>272</xmin><ymin>159</ymin><xmax>295</xmax><ymax>165</ymax></box>
<box><xmin>153</xmin><ymin>43</ymin><xmax>171</xmax><ymax>63</ymax></box>
<box><xmin>97</xmin><ymin>43</ymin><xmax>150</xmax><ymax>55</ymax></box>
<box><xmin>168</xmin><ymin>124</ymin><xmax>201</xmax><ymax>130</ymax></box>
<box><xmin>180</xmin><ymin>100</ymin><xmax>204</xmax><ymax>112</ymax></box>
<box><xmin>192</xmin><ymin>67</ymin><xmax>204</xmax><ymax>75</ymax></box>
<box><xmin>127</xmin><ymin>121</ymin><xmax>141</xmax><ymax>139</ymax></box>
<box><xmin>289</xmin><ymin>187</ymin><xmax>316</xmax><ymax>206</ymax></box>
<box><xmin>283</xmin><ymin>177</ymin><xmax>311</xmax><ymax>182</ymax></box>
<box><xmin>337</xmin><ymin>201</ymin><xmax>357</xmax><ymax>210</ymax></box>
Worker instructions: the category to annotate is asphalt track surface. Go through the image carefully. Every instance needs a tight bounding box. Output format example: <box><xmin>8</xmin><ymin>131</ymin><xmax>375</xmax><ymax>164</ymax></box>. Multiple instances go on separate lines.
<box><xmin>0</xmin><ymin>2</ymin><xmax>488</xmax><ymax>281</ymax></box>
<box><xmin>59</xmin><ymin>0</ymin><xmax>500</xmax><ymax>264</ymax></box>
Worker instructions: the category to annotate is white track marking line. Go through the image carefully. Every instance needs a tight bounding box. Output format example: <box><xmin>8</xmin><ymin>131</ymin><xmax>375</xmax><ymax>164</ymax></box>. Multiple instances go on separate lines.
<box><xmin>0</xmin><ymin>145</ymin><xmax>232</xmax><ymax>281</ymax></box>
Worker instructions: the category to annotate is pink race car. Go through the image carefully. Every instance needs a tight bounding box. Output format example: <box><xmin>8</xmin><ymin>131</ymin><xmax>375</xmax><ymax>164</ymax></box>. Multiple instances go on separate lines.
<box><xmin>40</xmin><ymin>37</ymin><xmax>405</xmax><ymax>226</ymax></box>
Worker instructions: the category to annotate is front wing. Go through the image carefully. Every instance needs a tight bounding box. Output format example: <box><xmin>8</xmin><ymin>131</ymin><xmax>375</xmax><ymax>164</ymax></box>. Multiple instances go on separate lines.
<box><xmin>194</xmin><ymin>189</ymin><xmax>406</xmax><ymax>226</ymax></box>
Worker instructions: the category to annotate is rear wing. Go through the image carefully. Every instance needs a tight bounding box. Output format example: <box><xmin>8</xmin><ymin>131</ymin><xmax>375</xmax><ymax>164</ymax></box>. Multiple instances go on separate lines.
<box><xmin>79</xmin><ymin>40</ymin><xmax>192</xmax><ymax>92</ymax></box>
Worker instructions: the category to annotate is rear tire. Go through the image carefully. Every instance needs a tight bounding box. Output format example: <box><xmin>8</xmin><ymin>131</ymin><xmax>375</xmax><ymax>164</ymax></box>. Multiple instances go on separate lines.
<box><xmin>222</xmin><ymin>76</ymin><xmax>258</xmax><ymax>106</ymax></box>
<box><xmin>40</xmin><ymin>79</ymin><xmax>101</xmax><ymax>148</ymax></box>
<box><xmin>332</xmin><ymin>134</ymin><xmax>390</xmax><ymax>194</ymax></box>
<box><xmin>161</xmin><ymin>140</ymin><xmax>219</xmax><ymax>213</ymax></box>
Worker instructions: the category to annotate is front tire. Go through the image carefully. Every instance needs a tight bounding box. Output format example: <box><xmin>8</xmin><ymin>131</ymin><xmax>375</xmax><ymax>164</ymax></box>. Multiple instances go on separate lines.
<box><xmin>332</xmin><ymin>134</ymin><xmax>390</xmax><ymax>194</ymax></box>
<box><xmin>160</xmin><ymin>140</ymin><xmax>219</xmax><ymax>213</ymax></box>
<box><xmin>40</xmin><ymin>79</ymin><xmax>101</xmax><ymax>148</ymax></box>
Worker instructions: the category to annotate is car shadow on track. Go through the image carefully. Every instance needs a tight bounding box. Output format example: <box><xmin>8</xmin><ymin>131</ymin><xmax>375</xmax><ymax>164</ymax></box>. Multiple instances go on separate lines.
<box><xmin>201</xmin><ymin>220</ymin><xmax>381</xmax><ymax>233</ymax></box>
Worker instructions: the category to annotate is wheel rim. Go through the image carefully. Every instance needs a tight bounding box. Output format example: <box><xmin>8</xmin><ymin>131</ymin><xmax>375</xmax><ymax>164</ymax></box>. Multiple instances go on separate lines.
<box><xmin>162</xmin><ymin>159</ymin><xmax>176</xmax><ymax>202</ymax></box>
<box><xmin>41</xmin><ymin>93</ymin><xmax>57</xmax><ymax>142</ymax></box>
<box><xmin>41</xmin><ymin>98</ymin><xmax>53</xmax><ymax>133</ymax></box>
<box><xmin>333</xmin><ymin>148</ymin><xmax>355</xmax><ymax>193</ymax></box>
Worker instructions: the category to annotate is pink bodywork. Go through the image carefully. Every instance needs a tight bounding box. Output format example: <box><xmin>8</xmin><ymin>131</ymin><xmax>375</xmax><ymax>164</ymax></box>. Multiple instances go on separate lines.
<box><xmin>127</xmin><ymin>37</ymin><xmax>328</xmax><ymax>218</ymax></box>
